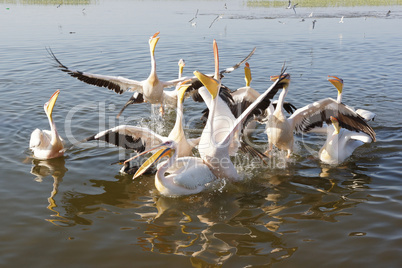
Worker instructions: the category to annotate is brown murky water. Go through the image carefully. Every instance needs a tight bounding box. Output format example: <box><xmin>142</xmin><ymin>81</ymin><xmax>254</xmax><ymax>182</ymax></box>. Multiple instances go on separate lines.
<box><xmin>1</xmin><ymin>1</ymin><xmax>402</xmax><ymax>267</ymax></box>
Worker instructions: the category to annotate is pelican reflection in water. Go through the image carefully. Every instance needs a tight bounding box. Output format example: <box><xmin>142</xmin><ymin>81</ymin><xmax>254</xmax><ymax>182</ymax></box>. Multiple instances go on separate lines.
<box><xmin>30</xmin><ymin>158</ymin><xmax>70</xmax><ymax>226</ymax></box>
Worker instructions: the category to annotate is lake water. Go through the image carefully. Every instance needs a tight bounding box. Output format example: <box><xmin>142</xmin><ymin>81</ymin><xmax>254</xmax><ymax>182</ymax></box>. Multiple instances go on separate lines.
<box><xmin>1</xmin><ymin>0</ymin><xmax>402</xmax><ymax>267</ymax></box>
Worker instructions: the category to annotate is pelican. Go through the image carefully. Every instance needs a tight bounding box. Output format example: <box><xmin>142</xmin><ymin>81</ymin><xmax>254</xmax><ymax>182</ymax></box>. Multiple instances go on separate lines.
<box><xmin>29</xmin><ymin>90</ymin><xmax>64</xmax><ymax>160</ymax></box>
<box><xmin>229</xmin><ymin>62</ymin><xmax>297</xmax><ymax>131</ymax></box>
<box><xmin>319</xmin><ymin>116</ymin><xmax>372</xmax><ymax>165</ymax></box>
<box><xmin>328</xmin><ymin>75</ymin><xmax>376</xmax><ymax>121</ymax></box>
<box><xmin>47</xmin><ymin>32</ymin><xmax>190</xmax><ymax>115</ymax></box>
<box><xmin>116</xmin><ymin>58</ymin><xmax>186</xmax><ymax>118</ymax></box>
<box><xmin>80</xmin><ymin>81</ymin><xmax>200</xmax><ymax>160</ymax></box>
<box><xmin>132</xmin><ymin>140</ymin><xmax>217</xmax><ymax>197</ymax></box>
<box><xmin>193</xmin><ymin>40</ymin><xmax>288</xmax><ymax>180</ymax></box>
<box><xmin>264</xmin><ymin>74</ymin><xmax>376</xmax><ymax>158</ymax></box>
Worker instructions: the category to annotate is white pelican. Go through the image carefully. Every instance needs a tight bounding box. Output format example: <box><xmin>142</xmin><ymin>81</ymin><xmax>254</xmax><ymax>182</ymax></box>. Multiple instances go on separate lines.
<box><xmin>116</xmin><ymin>58</ymin><xmax>187</xmax><ymax>118</ymax></box>
<box><xmin>132</xmin><ymin>140</ymin><xmax>217</xmax><ymax>197</ymax></box>
<box><xmin>264</xmin><ymin>74</ymin><xmax>376</xmax><ymax>158</ymax></box>
<box><xmin>193</xmin><ymin>40</ymin><xmax>288</xmax><ymax>180</ymax></box>
<box><xmin>327</xmin><ymin>75</ymin><xmax>376</xmax><ymax>121</ymax></box>
<box><xmin>229</xmin><ymin>62</ymin><xmax>297</xmax><ymax>135</ymax></box>
<box><xmin>319</xmin><ymin>116</ymin><xmax>372</xmax><ymax>165</ymax></box>
<box><xmin>47</xmin><ymin>32</ymin><xmax>190</xmax><ymax>114</ymax></box>
<box><xmin>29</xmin><ymin>90</ymin><xmax>64</xmax><ymax>160</ymax></box>
<box><xmin>80</xmin><ymin>81</ymin><xmax>200</xmax><ymax>160</ymax></box>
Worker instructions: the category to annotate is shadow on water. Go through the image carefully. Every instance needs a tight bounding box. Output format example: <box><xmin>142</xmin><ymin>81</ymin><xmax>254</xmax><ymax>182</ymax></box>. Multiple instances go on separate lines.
<box><xmin>34</xmin><ymin>158</ymin><xmax>372</xmax><ymax>266</ymax></box>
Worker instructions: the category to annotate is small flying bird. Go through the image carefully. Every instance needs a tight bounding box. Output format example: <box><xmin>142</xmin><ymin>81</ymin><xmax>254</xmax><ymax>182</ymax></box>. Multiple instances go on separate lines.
<box><xmin>292</xmin><ymin>3</ymin><xmax>298</xmax><ymax>14</ymax></box>
<box><xmin>339</xmin><ymin>16</ymin><xmax>344</xmax><ymax>23</ymax></box>
<box><xmin>386</xmin><ymin>10</ymin><xmax>391</xmax><ymax>17</ymax></box>
<box><xmin>286</xmin><ymin>0</ymin><xmax>292</xmax><ymax>9</ymax></box>
<box><xmin>312</xmin><ymin>19</ymin><xmax>317</xmax><ymax>29</ymax></box>
<box><xmin>224</xmin><ymin>3</ymin><xmax>227</xmax><ymax>9</ymax></box>
<box><xmin>308</xmin><ymin>12</ymin><xmax>313</xmax><ymax>17</ymax></box>
<box><xmin>209</xmin><ymin>14</ymin><xmax>223</xmax><ymax>28</ymax></box>
<box><xmin>188</xmin><ymin>9</ymin><xmax>198</xmax><ymax>23</ymax></box>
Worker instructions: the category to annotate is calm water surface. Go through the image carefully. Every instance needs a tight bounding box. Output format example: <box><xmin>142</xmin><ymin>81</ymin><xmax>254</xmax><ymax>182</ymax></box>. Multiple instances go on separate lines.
<box><xmin>1</xmin><ymin>1</ymin><xmax>402</xmax><ymax>267</ymax></box>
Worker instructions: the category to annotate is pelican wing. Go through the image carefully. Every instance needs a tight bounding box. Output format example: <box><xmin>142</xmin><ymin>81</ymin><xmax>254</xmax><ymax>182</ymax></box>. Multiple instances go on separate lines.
<box><xmin>81</xmin><ymin>125</ymin><xmax>165</xmax><ymax>152</ymax></box>
<box><xmin>228</xmin><ymin>79</ymin><xmax>291</xmax><ymax>128</ymax></box>
<box><xmin>356</xmin><ymin>108</ymin><xmax>376</xmax><ymax>122</ymax></box>
<box><xmin>289</xmin><ymin>98</ymin><xmax>376</xmax><ymax>141</ymax></box>
<box><xmin>185</xmin><ymin>47</ymin><xmax>256</xmax><ymax>100</ymax></box>
<box><xmin>47</xmin><ymin>48</ymin><xmax>143</xmax><ymax>94</ymax></box>
<box><xmin>220</xmin><ymin>67</ymin><xmax>288</xmax><ymax>145</ymax></box>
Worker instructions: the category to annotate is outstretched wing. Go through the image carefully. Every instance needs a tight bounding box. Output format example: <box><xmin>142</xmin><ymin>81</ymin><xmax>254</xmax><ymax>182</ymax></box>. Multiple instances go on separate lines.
<box><xmin>47</xmin><ymin>47</ymin><xmax>143</xmax><ymax>94</ymax></box>
<box><xmin>289</xmin><ymin>98</ymin><xmax>376</xmax><ymax>141</ymax></box>
<box><xmin>80</xmin><ymin>125</ymin><xmax>166</xmax><ymax>153</ymax></box>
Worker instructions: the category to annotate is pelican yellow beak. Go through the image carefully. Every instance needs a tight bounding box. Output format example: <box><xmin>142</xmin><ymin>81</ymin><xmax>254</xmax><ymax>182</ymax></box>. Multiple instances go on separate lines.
<box><xmin>330</xmin><ymin>116</ymin><xmax>340</xmax><ymax>134</ymax></box>
<box><xmin>328</xmin><ymin>76</ymin><xmax>343</xmax><ymax>94</ymax></box>
<box><xmin>45</xmin><ymin>89</ymin><xmax>60</xmax><ymax>118</ymax></box>
<box><xmin>244</xmin><ymin>62</ymin><xmax>252</xmax><ymax>87</ymax></box>
<box><xmin>194</xmin><ymin>71</ymin><xmax>219</xmax><ymax>99</ymax></box>
<box><xmin>133</xmin><ymin>147</ymin><xmax>173</xmax><ymax>180</ymax></box>
<box><xmin>178</xmin><ymin>59</ymin><xmax>185</xmax><ymax>76</ymax></box>
<box><xmin>177</xmin><ymin>79</ymin><xmax>192</xmax><ymax>103</ymax></box>
<box><xmin>149</xmin><ymin>31</ymin><xmax>160</xmax><ymax>54</ymax></box>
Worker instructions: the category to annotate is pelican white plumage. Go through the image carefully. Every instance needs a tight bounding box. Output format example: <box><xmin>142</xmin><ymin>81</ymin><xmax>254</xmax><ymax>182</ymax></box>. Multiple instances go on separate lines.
<box><xmin>328</xmin><ymin>75</ymin><xmax>376</xmax><ymax>121</ymax></box>
<box><xmin>229</xmin><ymin>62</ymin><xmax>297</xmax><ymax>136</ymax></box>
<box><xmin>193</xmin><ymin>40</ymin><xmax>288</xmax><ymax>180</ymax></box>
<box><xmin>80</xmin><ymin>81</ymin><xmax>200</xmax><ymax>160</ymax></box>
<box><xmin>29</xmin><ymin>90</ymin><xmax>64</xmax><ymax>160</ymax></box>
<box><xmin>132</xmin><ymin>140</ymin><xmax>217</xmax><ymax>197</ymax></box>
<box><xmin>48</xmin><ymin>32</ymin><xmax>190</xmax><ymax>115</ymax></box>
<box><xmin>319</xmin><ymin>116</ymin><xmax>372</xmax><ymax>165</ymax></box>
<box><xmin>116</xmin><ymin>58</ymin><xmax>187</xmax><ymax>118</ymax></box>
<box><xmin>264</xmin><ymin>74</ymin><xmax>376</xmax><ymax>158</ymax></box>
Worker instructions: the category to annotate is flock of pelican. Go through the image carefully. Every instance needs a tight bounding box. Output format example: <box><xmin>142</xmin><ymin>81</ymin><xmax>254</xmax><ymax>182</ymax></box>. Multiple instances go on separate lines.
<box><xmin>30</xmin><ymin>32</ymin><xmax>376</xmax><ymax>197</ymax></box>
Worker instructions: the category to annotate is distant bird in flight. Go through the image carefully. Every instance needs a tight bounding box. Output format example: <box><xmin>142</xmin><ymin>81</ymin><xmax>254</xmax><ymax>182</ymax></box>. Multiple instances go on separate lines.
<box><xmin>292</xmin><ymin>3</ymin><xmax>298</xmax><ymax>14</ymax></box>
<box><xmin>386</xmin><ymin>10</ymin><xmax>391</xmax><ymax>17</ymax></box>
<box><xmin>312</xmin><ymin>19</ymin><xmax>317</xmax><ymax>29</ymax></box>
<box><xmin>209</xmin><ymin>14</ymin><xmax>223</xmax><ymax>28</ymax></box>
<box><xmin>189</xmin><ymin>9</ymin><xmax>198</xmax><ymax>23</ymax></box>
<box><xmin>308</xmin><ymin>12</ymin><xmax>313</xmax><ymax>17</ymax></box>
<box><xmin>339</xmin><ymin>16</ymin><xmax>344</xmax><ymax>23</ymax></box>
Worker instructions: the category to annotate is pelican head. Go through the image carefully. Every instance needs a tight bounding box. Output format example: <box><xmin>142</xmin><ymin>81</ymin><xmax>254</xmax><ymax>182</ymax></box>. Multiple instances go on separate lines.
<box><xmin>149</xmin><ymin>31</ymin><xmax>160</xmax><ymax>54</ymax></box>
<box><xmin>178</xmin><ymin>59</ymin><xmax>185</xmax><ymax>77</ymax></box>
<box><xmin>328</xmin><ymin>75</ymin><xmax>344</xmax><ymax>94</ymax></box>
<box><xmin>244</xmin><ymin>62</ymin><xmax>252</xmax><ymax>87</ymax></box>
<box><xmin>133</xmin><ymin>140</ymin><xmax>175</xmax><ymax>179</ymax></box>
<box><xmin>44</xmin><ymin>89</ymin><xmax>60</xmax><ymax>121</ymax></box>
<box><xmin>330</xmin><ymin>116</ymin><xmax>340</xmax><ymax>134</ymax></box>
<box><xmin>270</xmin><ymin>73</ymin><xmax>291</xmax><ymax>89</ymax></box>
<box><xmin>177</xmin><ymin>79</ymin><xmax>192</xmax><ymax>103</ymax></box>
<box><xmin>194</xmin><ymin>71</ymin><xmax>220</xmax><ymax>99</ymax></box>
